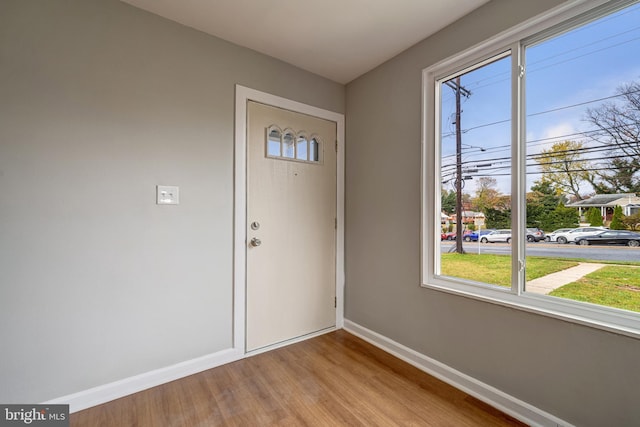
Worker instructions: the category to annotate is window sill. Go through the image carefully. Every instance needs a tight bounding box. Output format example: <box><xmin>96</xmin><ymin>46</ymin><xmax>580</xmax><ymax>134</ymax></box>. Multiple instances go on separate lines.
<box><xmin>422</xmin><ymin>278</ymin><xmax>640</xmax><ymax>340</ymax></box>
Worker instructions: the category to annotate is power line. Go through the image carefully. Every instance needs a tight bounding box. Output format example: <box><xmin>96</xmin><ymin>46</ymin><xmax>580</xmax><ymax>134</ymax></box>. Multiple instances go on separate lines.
<box><xmin>444</xmin><ymin>36</ymin><xmax>640</xmax><ymax>100</ymax></box>
<box><xmin>528</xmin><ymin>140</ymin><xmax>640</xmax><ymax>160</ymax></box>
<box><xmin>442</xmin><ymin>9</ymin><xmax>640</xmax><ymax>99</ymax></box>
<box><xmin>529</xmin><ymin>89</ymin><xmax>640</xmax><ymax>117</ymax></box>
<box><xmin>440</xmin><ymin>142</ymin><xmax>640</xmax><ymax>182</ymax></box>
<box><xmin>468</xmin><ymin>164</ymin><xmax>640</xmax><ymax>178</ymax></box>
<box><xmin>528</xmin><ymin>34</ymin><xmax>640</xmax><ymax>75</ymax></box>
<box><xmin>528</xmin><ymin>24</ymin><xmax>640</xmax><ymax>70</ymax></box>
<box><xmin>441</xmin><ymin>87</ymin><xmax>640</xmax><ymax>139</ymax></box>
<box><xmin>442</xmin><ymin>122</ymin><xmax>640</xmax><ymax>162</ymax></box>
<box><xmin>441</xmin><ymin>140</ymin><xmax>640</xmax><ymax>170</ymax></box>
<box><xmin>447</xmin><ymin>155</ymin><xmax>639</xmax><ymax>176</ymax></box>
<box><xmin>437</xmin><ymin>4</ymin><xmax>640</xmax><ymax>191</ymax></box>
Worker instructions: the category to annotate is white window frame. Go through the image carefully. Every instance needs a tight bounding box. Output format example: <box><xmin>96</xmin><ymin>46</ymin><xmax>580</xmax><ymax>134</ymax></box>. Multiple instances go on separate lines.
<box><xmin>421</xmin><ymin>0</ymin><xmax>640</xmax><ymax>339</ymax></box>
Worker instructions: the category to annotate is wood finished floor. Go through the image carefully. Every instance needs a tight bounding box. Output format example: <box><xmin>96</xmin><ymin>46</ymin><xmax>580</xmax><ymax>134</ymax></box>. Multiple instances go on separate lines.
<box><xmin>71</xmin><ymin>330</ymin><xmax>526</xmax><ymax>426</ymax></box>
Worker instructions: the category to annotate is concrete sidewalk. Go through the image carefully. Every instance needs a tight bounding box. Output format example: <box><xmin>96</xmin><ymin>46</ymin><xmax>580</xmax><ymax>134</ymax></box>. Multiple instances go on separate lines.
<box><xmin>527</xmin><ymin>262</ymin><xmax>607</xmax><ymax>295</ymax></box>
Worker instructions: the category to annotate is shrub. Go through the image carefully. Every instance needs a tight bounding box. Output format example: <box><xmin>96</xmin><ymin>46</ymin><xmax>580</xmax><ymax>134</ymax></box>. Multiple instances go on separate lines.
<box><xmin>610</xmin><ymin>205</ymin><xmax>626</xmax><ymax>230</ymax></box>
<box><xmin>622</xmin><ymin>213</ymin><xmax>640</xmax><ymax>231</ymax></box>
<box><xmin>586</xmin><ymin>207</ymin><xmax>603</xmax><ymax>226</ymax></box>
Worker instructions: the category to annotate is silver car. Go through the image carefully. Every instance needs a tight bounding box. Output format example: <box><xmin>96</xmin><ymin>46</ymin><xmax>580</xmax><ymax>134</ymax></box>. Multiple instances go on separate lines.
<box><xmin>555</xmin><ymin>227</ymin><xmax>608</xmax><ymax>244</ymax></box>
<box><xmin>481</xmin><ymin>229</ymin><xmax>512</xmax><ymax>243</ymax></box>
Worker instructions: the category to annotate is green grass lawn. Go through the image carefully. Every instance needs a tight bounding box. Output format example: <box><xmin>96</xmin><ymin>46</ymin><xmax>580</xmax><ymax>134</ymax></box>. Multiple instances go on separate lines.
<box><xmin>550</xmin><ymin>266</ymin><xmax>640</xmax><ymax>312</ymax></box>
<box><xmin>441</xmin><ymin>253</ymin><xmax>640</xmax><ymax>312</ymax></box>
<box><xmin>440</xmin><ymin>253</ymin><xmax>579</xmax><ymax>287</ymax></box>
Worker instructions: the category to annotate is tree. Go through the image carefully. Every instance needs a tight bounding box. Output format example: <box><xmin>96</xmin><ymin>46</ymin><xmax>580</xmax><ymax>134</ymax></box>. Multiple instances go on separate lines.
<box><xmin>473</xmin><ymin>177</ymin><xmax>502</xmax><ymax>212</ymax></box>
<box><xmin>526</xmin><ymin>196</ymin><xmax>547</xmax><ymax>229</ymax></box>
<box><xmin>584</xmin><ymin>81</ymin><xmax>640</xmax><ymax>193</ymax></box>
<box><xmin>546</xmin><ymin>204</ymin><xmax>580</xmax><ymax>230</ymax></box>
<box><xmin>530</xmin><ymin>180</ymin><xmax>565</xmax><ymax>207</ymax></box>
<box><xmin>585</xmin><ymin>207</ymin><xmax>603</xmax><ymax>226</ymax></box>
<box><xmin>609</xmin><ymin>205</ymin><xmax>625</xmax><ymax>230</ymax></box>
<box><xmin>534</xmin><ymin>140</ymin><xmax>591</xmax><ymax>200</ymax></box>
<box><xmin>484</xmin><ymin>207</ymin><xmax>511</xmax><ymax>229</ymax></box>
<box><xmin>441</xmin><ymin>189</ymin><xmax>456</xmax><ymax>215</ymax></box>
<box><xmin>526</xmin><ymin>181</ymin><xmax>577</xmax><ymax>230</ymax></box>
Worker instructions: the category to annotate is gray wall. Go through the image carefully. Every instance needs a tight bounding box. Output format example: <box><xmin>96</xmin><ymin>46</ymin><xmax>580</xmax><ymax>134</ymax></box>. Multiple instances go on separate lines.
<box><xmin>345</xmin><ymin>1</ymin><xmax>640</xmax><ymax>426</ymax></box>
<box><xmin>4</xmin><ymin>0</ymin><xmax>638</xmax><ymax>423</ymax></box>
<box><xmin>0</xmin><ymin>0</ymin><xmax>343</xmax><ymax>403</ymax></box>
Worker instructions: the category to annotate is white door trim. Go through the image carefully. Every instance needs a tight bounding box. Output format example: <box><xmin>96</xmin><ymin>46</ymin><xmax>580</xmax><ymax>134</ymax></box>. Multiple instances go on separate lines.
<box><xmin>234</xmin><ymin>85</ymin><xmax>345</xmax><ymax>354</ymax></box>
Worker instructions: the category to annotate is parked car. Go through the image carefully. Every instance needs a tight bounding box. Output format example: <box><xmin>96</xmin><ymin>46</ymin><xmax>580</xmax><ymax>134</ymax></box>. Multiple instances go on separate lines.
<box><xmin>544</xmin><ymin>228</ymin><xmax>573</xmax><ymax>242</ymax></box>
<box><xmin>441</xmin><ymin>231</ymin><xmax>457</xmax><ymax>241</ymax></box>
<box><xmin>555</xmin><ymin>227</ymin><xmax>608</xmax><ymax>244</ymax></box>
<box><xmin>463</xmin><ymin>229</ymin><xmax>494</xmax><ymax>242</ymax></box>
<box><xmin>574</xmin><ymin>230</ymin><xmax>640</xmax><ymax>247</ymax></box>
<box><xmin>480</xmin><ymin>229</ymin><xmax>512</xmax><ymax>243</ymax></box>
<box><xmin>526</xmin><ymin>228</ymin><xmax>545</xmax><ymax>242</ymax></box>
<box><xmin>441</xmin><ymin>231</ymin><xmax>473</xmax><ymax>241</ymax></box>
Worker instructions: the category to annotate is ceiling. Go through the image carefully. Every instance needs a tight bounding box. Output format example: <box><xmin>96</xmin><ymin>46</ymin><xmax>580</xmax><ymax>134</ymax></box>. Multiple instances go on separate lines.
<box><xmin>121</xmin><ymin>0</ymin><xmax>490</xmax><ymax>84</ymax></box>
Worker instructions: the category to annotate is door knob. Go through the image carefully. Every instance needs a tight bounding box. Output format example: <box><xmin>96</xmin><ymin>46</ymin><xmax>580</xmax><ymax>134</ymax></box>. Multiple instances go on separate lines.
<box><xmin>250</xmin><ymin>238</ymin><xmax>262</xmax><ymax>247</ymax></box>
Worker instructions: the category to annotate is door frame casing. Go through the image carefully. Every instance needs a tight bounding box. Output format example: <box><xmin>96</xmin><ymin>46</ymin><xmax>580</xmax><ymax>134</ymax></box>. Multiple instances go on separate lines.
<box><xmin>234</xmin><ymin>85</ymin><xmax>345</xmax><ymax>354</ymax></box>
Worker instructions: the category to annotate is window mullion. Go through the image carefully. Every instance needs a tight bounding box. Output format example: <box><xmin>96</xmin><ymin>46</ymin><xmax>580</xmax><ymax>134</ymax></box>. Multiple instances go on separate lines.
<box><xmin>511</xmin><ymin>42</ymin><xmax>526</xmax><ymax>295</ymax></box>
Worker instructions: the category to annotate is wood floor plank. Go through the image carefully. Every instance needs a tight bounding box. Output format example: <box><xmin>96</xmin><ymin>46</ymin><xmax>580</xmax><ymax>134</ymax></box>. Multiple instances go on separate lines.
<box><xmin>70</xmin><ymin>330</ymin><xmax>526</xmax><ymax>426</ymax></box>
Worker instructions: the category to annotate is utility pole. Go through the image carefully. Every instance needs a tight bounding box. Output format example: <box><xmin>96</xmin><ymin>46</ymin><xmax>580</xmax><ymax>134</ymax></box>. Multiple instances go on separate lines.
<box><xmin>445</xmin><ymin>77</ymin><xmax>471</xmax><ymax>254</ymax></box>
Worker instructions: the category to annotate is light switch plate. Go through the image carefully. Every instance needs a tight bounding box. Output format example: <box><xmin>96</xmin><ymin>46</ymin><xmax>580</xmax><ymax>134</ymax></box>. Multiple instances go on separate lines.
<box><xmin>157</xmin><ymin>185</ymin><xmax>179</xmax><ymax>205</ymax></box>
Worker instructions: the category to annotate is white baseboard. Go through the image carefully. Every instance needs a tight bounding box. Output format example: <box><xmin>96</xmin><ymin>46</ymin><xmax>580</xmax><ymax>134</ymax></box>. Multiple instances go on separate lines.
<box><xmin>43</xmin><ymin>327</ymin><xmax>337</xmax><ymax>414</ymax></box>
<box><xmin>44</xmin><ymin>348</ymin><xmax>243</xmax><ymax>413</ymax></box>
<box><xmin>46</xmin><ymin>322</ymin><xmax>572</xmax><ymax>424</ymax></box>
<box><xmin>343</xmin><ymin>319</ymin><xmax>571</xmax><ymax>427</ymax></box>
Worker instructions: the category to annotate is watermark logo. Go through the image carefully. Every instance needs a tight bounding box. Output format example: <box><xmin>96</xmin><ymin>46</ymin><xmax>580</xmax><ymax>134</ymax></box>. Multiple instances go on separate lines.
<box><xmin>1</xmin><ymin>405</ymin><xmax>68</xmax><ymax>427</ymax></box>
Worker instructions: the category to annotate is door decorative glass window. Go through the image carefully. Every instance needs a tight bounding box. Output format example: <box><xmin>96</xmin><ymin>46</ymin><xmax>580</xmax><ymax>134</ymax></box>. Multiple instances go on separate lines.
<box><xmin>266</xmin><ymin>125</ymin><xmax>322</xmax><ymax>163</ymax></box>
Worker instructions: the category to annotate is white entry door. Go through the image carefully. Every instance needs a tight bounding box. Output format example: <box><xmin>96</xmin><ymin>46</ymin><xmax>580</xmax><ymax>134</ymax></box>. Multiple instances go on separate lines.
<box><xmin>246</xmin><ymin>101</ymin><xmax>337</xmax><ymax>352</ymax></box>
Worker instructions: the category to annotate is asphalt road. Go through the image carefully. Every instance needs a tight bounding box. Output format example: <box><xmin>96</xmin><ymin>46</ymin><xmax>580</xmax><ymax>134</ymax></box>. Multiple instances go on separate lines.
<box><xmin>441</xmin><ymin>241</ymin><xmax>640</xmax><ymax>262</ymax></box>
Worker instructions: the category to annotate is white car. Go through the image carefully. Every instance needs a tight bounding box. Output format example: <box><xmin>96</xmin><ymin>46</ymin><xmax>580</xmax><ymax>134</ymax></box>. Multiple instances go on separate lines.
<box><xmin>554</xmin><ymin>227</ymin><xmax>608</xmax><ymax>244</ymax></box>
<box><xmin>480</xmin><ymin>229</ymin><xmax>512</xmax><ymax>243</ymax></box>
<box><xmin>544</xmin><ymin>228</ymin><xmax>573</xmax><ymax>242</ymax></box>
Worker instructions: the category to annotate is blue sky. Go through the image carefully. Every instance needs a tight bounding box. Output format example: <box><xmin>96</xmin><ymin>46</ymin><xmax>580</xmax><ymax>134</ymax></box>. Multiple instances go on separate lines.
<box><xmin>440</xmin><ymin>1</ymin><xmax>640</xmax><ymax>196</ymax></box>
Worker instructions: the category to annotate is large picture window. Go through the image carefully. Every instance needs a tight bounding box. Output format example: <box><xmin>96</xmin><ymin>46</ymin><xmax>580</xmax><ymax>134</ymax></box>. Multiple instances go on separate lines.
<box><xmin>423</xmin><ymin>0</ymin><xmax>640</xmax><ymax>337</ymax></box>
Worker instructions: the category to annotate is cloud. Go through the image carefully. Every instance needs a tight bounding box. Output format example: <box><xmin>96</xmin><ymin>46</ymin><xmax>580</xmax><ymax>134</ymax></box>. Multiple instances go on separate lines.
<box><xmin>542</xmin><ymin>122</ymin><xmax>577</xmax><ymax>141</ymax></box>
<box><xmin>526</xmin><ymin>122</ymin><xmax>579</xmax><ymax>157</ymax></box>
